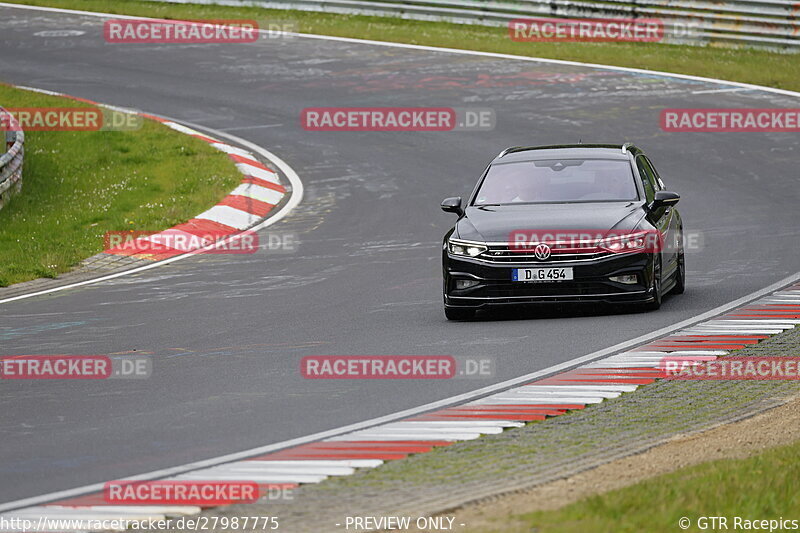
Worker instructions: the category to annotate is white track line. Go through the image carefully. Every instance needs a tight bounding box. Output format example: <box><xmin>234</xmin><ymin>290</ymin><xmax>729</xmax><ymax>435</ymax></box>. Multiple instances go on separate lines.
<box><xmin>172</xmin><ymin>471</ymin><xmax>329</xmax><ymax>483</ymax></box>
<box><xmin>389</xmin><ymin>420</ymin><xmax>523</xmax><ymax>427</ymax></box>
<box><xmin>465</xmin><ymin>397</ymin><xmax>586</xmax><ymax>405</ymax></box>
<box><xmin>685</xmin><ymin>329</ymin><xmax>790</xmax><ymax>333</ymax></box>
<box><xmin>202</xmin><ymin>463</ymin><xmax>357</xmax><ymax>475</ymax></box>
<box><xmin>3</xmin><ymin>1</ymin><xmax>800</xmax><ymax>101</ymax></box>
<box><xmin>715</xmin><ymin>319</ymin><xmax>800</xmax><ymax>324</ymax></box>
<box><xmin>583</xmin><ymin>362</ymin><xmax>659</xmax><ymax>368</ymax></box>
<box><xmin>346</xmin><ymin>425</ymin><xmax>506</xmax><ymax>434</ymax></box>
<box><xmin>691</xmin><ymin>87</ymin><xmax>749</xmax><ymax>95</ymax></box>
<box><xmin>210</xmin><ymin>143</ymin><xmax>255</xmax><ymax>158</ymax></box>
<box><xmin>512</xmin><ymin>389</ymin><xmax>623</xmax><ymax>398</ymax></box>
<box><xmin>636</xmin><ymin>350</ymin><xmax>729</xmax><ymax>355</ymax></box>
<box><xmin>476</xmin><ymin>396</ymin><xmax>605</xmax><ymax>404</ymax></box>
<box><xmin>523</xmin><ymin>385</ymin><xmax>639</xmax><ymax>392</ymax></box>
<box><xmin>258</xmin><ymin>459</ymin><xmax>385</xmax><ymax>468</ymax></box>
<box><xmin>604</xmin><ymin>353</ymin><xmax>706</xmax><ymax>359</ymax></box>
<box><xmin>325</xmin><ymin>432</ymin><xmax>482</xmax><ymax>441</ymax></box>
<box><xmin>686</xmin><ymin>323</ymin><xmax>793</xmax><ymax>329</ymax></box>
<box><xmin>161</xmin><ymin>121</ymin><xmax>214</xmax><ymax>138</ymax></box>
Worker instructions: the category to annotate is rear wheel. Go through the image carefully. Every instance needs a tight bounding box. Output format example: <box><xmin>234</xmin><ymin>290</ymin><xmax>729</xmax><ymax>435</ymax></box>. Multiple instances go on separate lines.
<box><xmin>445</xmin><ymin>307</ymin><xmax>475</xmax><ymax>321</ymax></box>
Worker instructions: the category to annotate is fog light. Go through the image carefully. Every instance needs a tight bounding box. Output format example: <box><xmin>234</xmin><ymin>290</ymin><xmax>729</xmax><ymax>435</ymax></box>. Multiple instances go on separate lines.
<box><xmin>455</xmin><ymin>279</ymin><xmax>480</xmax><ymax>290</ymax></box>
<box><xmin>609</xmin><ymin>274</ymin><xmax>638</xmax><ymax>285</ymax></box>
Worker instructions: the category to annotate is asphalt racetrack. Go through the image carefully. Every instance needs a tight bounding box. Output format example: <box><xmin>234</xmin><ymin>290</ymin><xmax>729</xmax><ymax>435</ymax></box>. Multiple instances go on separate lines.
<box><xmin>0</xmin><ymin>3</ymin><xmax>799</xmax><ymax>505</ymax></box>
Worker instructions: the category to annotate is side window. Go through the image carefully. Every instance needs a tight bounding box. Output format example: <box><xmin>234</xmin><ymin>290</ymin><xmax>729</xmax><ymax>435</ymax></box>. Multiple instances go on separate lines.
<box><xmin>636</xmin><ymin>157</ymin><xmax>657</xmax><ymax>203</ymax></box>
<box><xmin>643</xmin><ymin>156</ymin><xmax>665</xmax><ymax>190</ymax></box>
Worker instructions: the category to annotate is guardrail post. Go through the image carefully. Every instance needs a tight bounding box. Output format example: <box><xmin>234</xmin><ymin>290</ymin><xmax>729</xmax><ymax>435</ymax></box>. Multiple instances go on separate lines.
<box><xmin>0</xmin><ymin>106</ymin><xmax>24</xmax><ymax>211</ymax></box>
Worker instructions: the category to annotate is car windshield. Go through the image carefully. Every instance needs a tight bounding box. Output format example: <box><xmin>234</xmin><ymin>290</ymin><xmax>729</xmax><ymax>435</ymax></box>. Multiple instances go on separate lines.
<box><xmin>473</xmin><ymin>158</ymin><xmax>638</xmax><ymax>205</ymax></box>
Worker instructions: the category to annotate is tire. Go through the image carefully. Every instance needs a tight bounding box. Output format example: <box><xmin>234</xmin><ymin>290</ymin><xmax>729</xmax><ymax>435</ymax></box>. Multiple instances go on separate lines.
<box><xmin>445</xmin><ymin>307</ymin><xmax>475</xmax><ymax>321</ymax></box>
<box><xmin>672</xmin><ymin>250</ymin><xmax>686</xmax><ymax>295</ymax></box>
<box><xmin>644</xmin><ymin>255</ymin><xmax>662</xmax><ymax>311</ymax></box>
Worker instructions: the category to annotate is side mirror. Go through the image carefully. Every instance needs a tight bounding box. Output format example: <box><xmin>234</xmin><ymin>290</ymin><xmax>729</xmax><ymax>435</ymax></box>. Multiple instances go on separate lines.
<box><xmin>441</xmin><ymin>196</ymin><xmax>463</xmax><ymax>216</ymax></box>
<box><xmin>651</xmin><ymin>190</ymin><xmax>680</xmax><ymax>210</ymax></box>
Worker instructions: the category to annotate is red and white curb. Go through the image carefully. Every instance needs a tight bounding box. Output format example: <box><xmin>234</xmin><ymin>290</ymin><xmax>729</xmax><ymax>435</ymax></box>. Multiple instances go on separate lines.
<box><xmin>14</xmin><ymin>86</ymin><xmax>287</xmax><ymax>262</ymax></box>
<box><xmin>104</xmin><ymin>115</ymin><xmax>288</xmax><ymax>260</ymax></box>
<box><xmin>2</xmin><ymin>283</ymin><xmax>798</xmax><ymax>530</ymax></box>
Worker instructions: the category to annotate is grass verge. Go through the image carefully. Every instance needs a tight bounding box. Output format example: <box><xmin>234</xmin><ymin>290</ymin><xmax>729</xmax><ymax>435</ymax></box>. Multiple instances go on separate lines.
<box><xmin>0</xmin><ymin>84</ymin><xmax>240</xmax><ymax>286</ymax></box>
<box><xmin>517</xmin><ymin>437</ymin><xmax>800</xmax><ymax>533</ymax></box>
<box><xmin>7</xmin><ymin>0</ymin><xmax>800</xmax><ymax>93</ymax></box>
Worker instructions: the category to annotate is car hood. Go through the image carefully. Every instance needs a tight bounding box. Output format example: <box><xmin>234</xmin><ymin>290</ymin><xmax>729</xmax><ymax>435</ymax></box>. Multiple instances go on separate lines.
<box><xmin>455</xmin><ymin>202</ymin><xmax>645</xmax><ymax>243</ymax></box>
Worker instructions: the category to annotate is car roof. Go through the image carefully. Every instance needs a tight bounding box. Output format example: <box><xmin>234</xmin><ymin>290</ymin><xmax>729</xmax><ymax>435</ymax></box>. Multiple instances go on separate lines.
<box><xmin>493</xmin><ymin>144</ymin><xmax>641</xmax><ymax>164</ymax></box>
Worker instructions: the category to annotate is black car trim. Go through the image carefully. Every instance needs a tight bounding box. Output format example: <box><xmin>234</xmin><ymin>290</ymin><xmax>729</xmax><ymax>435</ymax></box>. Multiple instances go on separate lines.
<box><xmin>448</xmin><ymin>290</ymin><xmax>648</xmax><ymax>300</ymax></box>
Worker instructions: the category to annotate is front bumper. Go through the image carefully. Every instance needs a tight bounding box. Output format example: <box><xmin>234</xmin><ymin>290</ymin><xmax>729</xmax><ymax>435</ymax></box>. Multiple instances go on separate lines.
<box><xmin>443</xmin><ymin>251</ymin><xmax>656</xmax><ymax>309</ymax></box>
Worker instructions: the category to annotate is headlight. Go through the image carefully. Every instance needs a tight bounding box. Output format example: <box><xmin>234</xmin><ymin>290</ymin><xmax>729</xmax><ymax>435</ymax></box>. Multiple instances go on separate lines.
<box><xmin>448</xmin><ymin>239</ymin><xmax>487</xmax><ymax>257</ymax></box>
<box><xmin>598</xmin><ymin>232</ymin><xmax>652</xmax><ymax>253</ymax></box>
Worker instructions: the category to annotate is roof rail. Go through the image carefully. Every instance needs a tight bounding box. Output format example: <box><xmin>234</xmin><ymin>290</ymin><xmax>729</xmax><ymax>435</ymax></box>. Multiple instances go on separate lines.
<box><xmin>621</xmin><ymin>142</ymin><xmax>633</xmax><ymax>154</ymax></box>
<box><xmin>498</xmin><ymin>146</ymin><xmax>522</xmax><ymax>158</ymax></box>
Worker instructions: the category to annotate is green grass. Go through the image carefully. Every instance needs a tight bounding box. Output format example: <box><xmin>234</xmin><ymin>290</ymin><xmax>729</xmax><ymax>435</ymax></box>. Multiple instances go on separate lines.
<box><xmin>0</xmin><ymin>84</ymin><xmax>240</xmax><ymax>286</ymax></box>
<box><xmin>507</xmin><ymin>439</ymin><xmax>800</xmax><ymax>533</ymax></box>
<box><xmin>8</xmin><ymin>0</ymin><xmax>800</xmax><ymax>92</ymax></box>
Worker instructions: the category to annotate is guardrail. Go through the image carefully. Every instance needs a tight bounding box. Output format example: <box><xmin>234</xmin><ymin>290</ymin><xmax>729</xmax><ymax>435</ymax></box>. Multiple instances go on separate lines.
<box><xmin>148</xmin><ymin>0</ymin><xmax>799</xmax><ymax>51</ymax></box>
<box><xmin>0</xmin><ymin>107</ymin><xmax>25</xmax><ymax>211</ymax></box>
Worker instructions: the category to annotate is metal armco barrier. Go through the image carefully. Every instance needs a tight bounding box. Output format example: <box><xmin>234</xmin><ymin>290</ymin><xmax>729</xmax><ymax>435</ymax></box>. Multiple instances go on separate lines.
<box><xmin>147</xmin><ymin>0</ymin><xmax>799</xmax><ymax>51</ymax></box>
<box><xmin>0</xmin><ymin>107</ymin><xmax>25</xmax><ymax>211</ymax></box>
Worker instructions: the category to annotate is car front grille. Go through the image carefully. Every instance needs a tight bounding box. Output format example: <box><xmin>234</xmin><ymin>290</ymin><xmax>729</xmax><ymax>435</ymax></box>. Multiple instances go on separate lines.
<box><xmin>478</xmin><ymin>245</ymin><xmax>611</xmax><ymax>264</ymax></box>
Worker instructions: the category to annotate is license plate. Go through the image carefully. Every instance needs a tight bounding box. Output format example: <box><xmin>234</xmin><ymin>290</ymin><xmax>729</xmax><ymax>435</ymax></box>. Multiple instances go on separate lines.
<box><xmin>512</xmin><ymin>267</ymin><xmax>573</xmax><ymax>282</ymax></box>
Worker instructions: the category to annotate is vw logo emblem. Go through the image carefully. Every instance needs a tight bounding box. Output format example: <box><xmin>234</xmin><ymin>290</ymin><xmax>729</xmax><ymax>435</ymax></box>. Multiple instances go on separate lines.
<box><xmin>534</xmin><ymin>243</ymin><xmax>551</xmax><ymax>261</ymax></box>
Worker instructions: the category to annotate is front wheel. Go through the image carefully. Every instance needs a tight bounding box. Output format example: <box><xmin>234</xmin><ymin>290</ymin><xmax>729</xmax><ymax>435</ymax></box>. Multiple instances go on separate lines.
<box><xmin>644</xmin><ymin>256</ymin><xmax>662</xmax><ymax>311</ymax></box>
<box><xmin>445</xmin><ymin>307</ymin><xmax>475</xmax><ymax>321</ymax></box>
<box><xmin>672</xmin><ymin>250</ymin><xmax>686</xmax><ymax>295</ymax></box>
